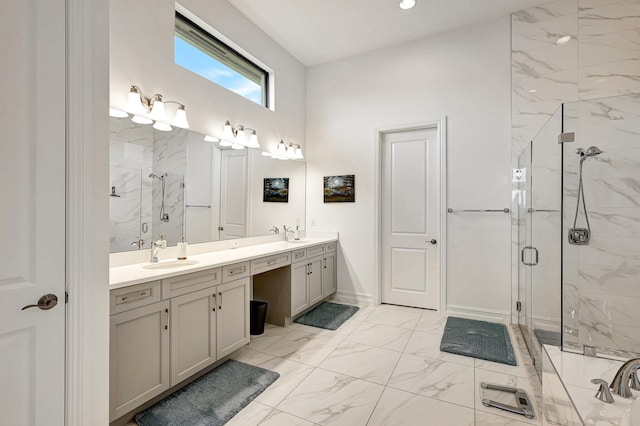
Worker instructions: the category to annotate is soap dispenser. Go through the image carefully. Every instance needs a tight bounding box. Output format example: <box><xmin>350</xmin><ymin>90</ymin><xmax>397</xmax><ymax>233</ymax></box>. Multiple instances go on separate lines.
<box><xmin>177</xmin><ymin>236</ymin><xmax>187</xmax><ymax>260</ymax></box>
<box><xmin>294</xmin><ymin>226</ymin><xmax>300</xmax><ymax>241</ymax></box>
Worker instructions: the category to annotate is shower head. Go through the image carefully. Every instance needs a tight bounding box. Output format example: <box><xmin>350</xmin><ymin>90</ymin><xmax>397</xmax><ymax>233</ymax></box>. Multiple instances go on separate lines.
<box><xmin>148</xmin><ymin>173</ymin><xmax>167</xmax><ymax>180</ymax></box>
<box><xmin>585</xmin><ymin>146</ymin><xmax>603</xmax><ymax>157</ymax></box>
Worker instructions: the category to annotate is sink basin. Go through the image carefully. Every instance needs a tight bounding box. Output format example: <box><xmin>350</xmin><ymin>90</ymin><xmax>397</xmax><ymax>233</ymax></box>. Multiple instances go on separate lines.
<box><xmin>621</xmin><ymin>398</ymin><xmax>640</xmax><ymax>426</ymax></box>
<box><xmin>143</xmin><ymin>260</ymin><xmax>199</xmax><ymax>270</ymax></box>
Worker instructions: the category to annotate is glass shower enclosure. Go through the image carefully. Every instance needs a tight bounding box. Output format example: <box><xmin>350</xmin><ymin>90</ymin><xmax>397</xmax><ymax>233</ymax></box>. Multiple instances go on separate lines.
<box><xmin>517</xmin><ymin>93</ymin><xmax>640</xmax><ymax>372</ymax></box>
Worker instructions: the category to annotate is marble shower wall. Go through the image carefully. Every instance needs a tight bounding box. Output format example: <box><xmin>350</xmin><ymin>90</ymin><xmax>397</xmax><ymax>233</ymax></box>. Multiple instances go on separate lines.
<box><xmin>511</xmin><ymin>0</ymin><xmax>640</xmax><ymax>354</ymax></box>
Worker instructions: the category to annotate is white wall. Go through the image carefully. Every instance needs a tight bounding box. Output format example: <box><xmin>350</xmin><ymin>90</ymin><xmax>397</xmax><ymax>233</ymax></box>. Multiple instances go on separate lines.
<box><xmin>110</xmin><ymin>0</ymin><xmax>306</xmax><ymax>155</ymax></box>
<box><xmin>306</xmin><ymin>17</ymin><xmax>513</xmax><ymax>318</ymax></box>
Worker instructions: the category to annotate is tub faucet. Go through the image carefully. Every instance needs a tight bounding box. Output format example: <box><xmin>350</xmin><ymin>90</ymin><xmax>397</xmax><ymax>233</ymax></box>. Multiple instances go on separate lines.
<box><xmin>150</xmin><ymin>236</ymin><xmax>166</xmax><ymax>263</ymax></box>
<box><xmin>610</xmin><ymin>357</ymin><xmax>640</xmax><ymax>398</ymax></box>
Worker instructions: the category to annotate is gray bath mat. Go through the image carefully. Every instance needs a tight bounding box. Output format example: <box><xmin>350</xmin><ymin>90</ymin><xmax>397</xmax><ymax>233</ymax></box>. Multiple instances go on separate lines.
<box><xmin>440</xmin><ymin>317</ymin><xmax>517</xmax><ymax>366</ymax></box>
<box><xmin>135</xmin><ymin>359</ymin><xmax>279</xmax><ymax>426</ymax></box>
<box><xmin>293</xmin><ymin>302</ymin><xmax>359</xmax><ymax>330</ymax></box>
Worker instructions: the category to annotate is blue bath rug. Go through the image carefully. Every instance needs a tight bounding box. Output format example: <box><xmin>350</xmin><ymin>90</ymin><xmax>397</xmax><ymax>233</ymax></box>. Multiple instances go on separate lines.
<box><xmin>440</xmin><ymin>317</ymin><xmax>517</xmax><ymax>366</ymax></box>
<box><xmin>293</xmin><ymin>302</ymin><xmax>359</xmax><ymax>330</ymax></box>
<box><xmin>134</xmin><ymin>359</ymin><xmax>279</xmax><ymax>426</ymax></box>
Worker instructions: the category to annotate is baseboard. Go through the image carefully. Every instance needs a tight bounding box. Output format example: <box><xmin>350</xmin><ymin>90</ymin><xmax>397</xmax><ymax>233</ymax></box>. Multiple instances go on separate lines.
<box><xmin>446</xmin><ymin>304</ymin><xmax>511</xmax><ymax>324</ymax></box>
<box><xmin>332</xmin><ymin>290</ymin><xmax>374</xmax><ymax>306</ymax></box>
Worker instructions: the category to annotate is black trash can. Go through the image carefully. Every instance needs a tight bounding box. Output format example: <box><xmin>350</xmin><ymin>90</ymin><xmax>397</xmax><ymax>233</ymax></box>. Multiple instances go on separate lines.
<box><xmin>250</xmin><ymin>300</ymin><xmax>268</xmax><ymax>335</ymax></box>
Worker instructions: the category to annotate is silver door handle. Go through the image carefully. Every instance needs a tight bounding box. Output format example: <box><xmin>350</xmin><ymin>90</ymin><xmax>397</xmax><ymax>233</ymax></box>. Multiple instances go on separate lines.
<box><xmin>22</xmin><ymin>294</ymin><xmax>58</xmax><ymax>311</ymax></box>
<box><xmin>427</xmin><ymin>239</ymin><xmax>437</xmax><ymax>245</ymax></box>
<box><xmin>218</xmin><ymin>226</ymin><xmax>224</xmax><ymax>231</ymax></box>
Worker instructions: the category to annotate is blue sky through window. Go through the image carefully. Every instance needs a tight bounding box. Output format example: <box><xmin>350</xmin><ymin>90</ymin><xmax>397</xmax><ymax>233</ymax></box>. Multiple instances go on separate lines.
<box><xmin>174</xmin><ymin>37</ymin><xmax>262</xmax><ymax>105</ymax></box>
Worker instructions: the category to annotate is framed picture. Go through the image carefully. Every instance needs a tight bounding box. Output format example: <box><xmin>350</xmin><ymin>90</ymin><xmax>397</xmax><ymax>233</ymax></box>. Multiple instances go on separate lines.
<box><xmin>263</xmin><ymin>178</ymin><xmax>289</xmax><ymax>202</ymax></box>
<box><xmin>324</xmin><ymin>175</ymin><xmax>355</xmax><ymax>203</ymax></box>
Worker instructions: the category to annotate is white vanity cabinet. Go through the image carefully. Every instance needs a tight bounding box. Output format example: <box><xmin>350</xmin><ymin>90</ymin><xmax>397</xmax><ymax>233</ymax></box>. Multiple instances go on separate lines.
<box><xmin>109</xmin><ymin>299</ymin><xmax>170</xmax><ymax>421</ymax></box>
<box><xmin>109</xmin><ymin>267</ymin><xmax>249</xmax><ymax>422</ymax></box>
<box><xmin>291</xmin><ymin>255</ymin><xmax>324</xmax><ymax>316</ymax></box>
<box><xmin>322</xmin><ymin>251</ymin><xmax>337</xmax><ymax>296</ymax></box>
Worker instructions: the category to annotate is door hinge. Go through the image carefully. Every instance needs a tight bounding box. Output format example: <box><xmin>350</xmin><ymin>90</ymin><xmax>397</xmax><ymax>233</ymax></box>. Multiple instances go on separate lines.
<box><xmin>65</xmin><ymin>291</ymin><xmax>69</xmax><ymax>303</ymax></box>
<box><xmin>516</xmin><ymin>301</ymin><xmax>522</xmax><ymax>312</ymax></box>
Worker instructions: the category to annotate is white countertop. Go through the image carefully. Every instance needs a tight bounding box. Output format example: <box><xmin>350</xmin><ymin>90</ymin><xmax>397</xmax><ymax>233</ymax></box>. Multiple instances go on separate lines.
<box><xmin>544</xmin><ymin>345</ymin><xmax>639</xmax><ymax>425</ymax></box>
<box><xmin>110</xmin><ymin>237</ymin><xmax>337</xmax><ymax>290</ymax></box>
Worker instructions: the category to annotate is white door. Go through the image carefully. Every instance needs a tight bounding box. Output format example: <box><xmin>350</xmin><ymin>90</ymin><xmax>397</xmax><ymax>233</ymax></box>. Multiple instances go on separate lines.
<box><xmin>381</xmin><ymin>128</ymin><xmax>440</xmax><ymax>309</ymax></box>
<box><xmin>0</xmin><ymin>0</ymin><xmax>66</xmax><ymax>424</ymax></box>
<box><xmin>219</xmin><ymin>149</ymin><xmax>248</xmax><ymax>240</ymax></box>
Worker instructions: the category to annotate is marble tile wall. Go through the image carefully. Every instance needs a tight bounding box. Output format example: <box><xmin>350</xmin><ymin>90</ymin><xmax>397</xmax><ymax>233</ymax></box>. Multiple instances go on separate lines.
<box><xmin>512</xmin><ymin>0</ymin><xmax>640</xmax><ymax>356</ymax></box>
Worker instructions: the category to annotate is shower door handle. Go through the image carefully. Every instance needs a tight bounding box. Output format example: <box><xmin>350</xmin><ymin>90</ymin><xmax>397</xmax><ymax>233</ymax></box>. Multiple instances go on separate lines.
<box><xmin>521</xmin><ymin>246</ymin><xmax>539</xmax><ymax>266</ymax></box>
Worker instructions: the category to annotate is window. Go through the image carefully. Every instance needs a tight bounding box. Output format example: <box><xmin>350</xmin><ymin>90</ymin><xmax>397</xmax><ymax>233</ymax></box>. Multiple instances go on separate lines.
<box><xmin>175</xmin><ymin>12</ymin><xmax>270</xmax><ymax>108</ymax></box>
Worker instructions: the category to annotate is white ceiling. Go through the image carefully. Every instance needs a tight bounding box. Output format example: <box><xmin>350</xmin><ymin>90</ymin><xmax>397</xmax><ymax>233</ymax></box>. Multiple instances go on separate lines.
<box><xmin>228</xmin><ymin>0</ymin><xmax>551</xmax><ymax>66</ymax></box>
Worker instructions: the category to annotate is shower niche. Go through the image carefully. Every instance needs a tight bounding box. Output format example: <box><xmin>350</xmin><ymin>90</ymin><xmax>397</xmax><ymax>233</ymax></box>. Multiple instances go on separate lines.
<box><xmin>516</xmin><ymin>93</ymin><xmax>640</xmax><ymax>374</ymax></box>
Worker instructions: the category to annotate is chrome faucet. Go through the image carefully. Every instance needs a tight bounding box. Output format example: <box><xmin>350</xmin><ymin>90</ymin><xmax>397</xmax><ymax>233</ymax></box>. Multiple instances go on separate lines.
<box><xmin>149</xmin><ymin>235</ymin><xmax>166</xmax><ymax>263</ymax></box>
<box><xmin>269</xmin><ymin>226</ymin><xmax>280</xmax><ymax>234</ymax></box>
<box><xmin>283</xmin><ymin>225</ymin><xmax>294</xmax><ymax>241</ymax></box>
<box><xmin>130</xmin><ymin>238</ymin><xmax>145</xmax><ymax>250</ymax></box>
<box><xmin>610</xmin><ymin>357</ymin><xmax>640</xmax><ymax>398</ymax></box>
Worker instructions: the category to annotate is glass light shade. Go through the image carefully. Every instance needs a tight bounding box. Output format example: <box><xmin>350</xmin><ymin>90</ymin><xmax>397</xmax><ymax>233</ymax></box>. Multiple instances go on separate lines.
<box><xmin>231</xmin><ymin>142</ymin><xmax>245</xmax><ymax>150</ymax></box>
<box><xmin>276</xmin><ymin>141</ymin><xmax>287</xmax><ymax>155</ymax></box>
<box><xmin>204</xmin><ymin>135</ymin><xmax>220</xmax><ymax>142</ymax></box>
<box><xmin>399</xmin><ymin>0</ymin><xmax>416</xmax><ymax>9</ymax></box>
<box><xmin>234</xmin><ymin>128</ymin><xmax>247</xmax><ymax>147</ymax></box>
<box><xmin>132</xmin><ymin>115</ymin><xmax>153</xmax><ymax>125</ymax></box>
<box><xmin>293</xmin><ymin>147</ymin><xmax>304</xmax><ymax>159</ymax></box>
<box><xmin>124</xmin><ymin>87</ymin><xmax>146</xmax><ymax>114</ymax></box>
<box><xmin>246</xmin><ymin>131</ymin><xmax>260</xmax><ymax>148</ymax></box>
<box><xmin>222</xmin><ymin>121</ymin><xmax>234</xmax><ymax>142</ymax></box>
<box><xmin>172</xmin><ymin>106</ymin><xmax>190</xmax><ymax>129</ymax></box>
<box><xmin>109</xmin><ymin>108</ymin><xmax>128</xmax><ymax>118</ymax></box>
<box><xmin>153</xmin><ymin>120</ymin><xmax>172</xmax><ymax>132</ymax></box>
<box><xmin>149</xmin><ymin>100</ymin><xmax>168</xmax><ymax>122</ymax></box>
<box><xmin>219</xmin><ymin>139</ymin><xmax>233</xmax><ymax>147</ymax></box>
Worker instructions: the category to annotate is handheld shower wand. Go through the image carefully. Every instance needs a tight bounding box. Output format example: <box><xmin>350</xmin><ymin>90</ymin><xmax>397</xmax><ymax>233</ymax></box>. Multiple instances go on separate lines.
<box><xmin>569</xmin><ymin>146</ymin><xmax>602</xmax><ymax>245</ymax></box>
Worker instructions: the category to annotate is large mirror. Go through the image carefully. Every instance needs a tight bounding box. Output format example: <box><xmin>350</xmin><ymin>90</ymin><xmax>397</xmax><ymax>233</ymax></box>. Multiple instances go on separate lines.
<box><xmin>109</xmin><ymin>117</ymin><xmax>306</xmax><ymax>253</ymax></box>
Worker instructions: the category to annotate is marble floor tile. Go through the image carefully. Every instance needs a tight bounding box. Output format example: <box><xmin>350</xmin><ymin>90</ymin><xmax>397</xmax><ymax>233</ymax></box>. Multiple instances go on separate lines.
<box><xmin>345</xmin><ymin>321</ymin><xmax>413</xmax><ymax>352</ymax></box>
<box><xmin>404</xmin><ymin>330</ymin><xmax>475</xmax><ymax>367</ymax></box>
<box><xmin>229</xmin><ymin>347</ymin><xmax>277</xmax><ymax>365</ymax></box>
<box><xmin>287</xmin><ymin>316</ymin><xmax>362</xmax><ymax>340</ymax></box>
<box><xmin>475</xmin><ymin>410</ymin><xmax>536</xmax><ymax>425</ymax></box>
<box><xmin>366</xmin><ymin>387</ymin><xmax>474</xmax><ymax>426</ymax></box>
<box><xmin>253</xmin><ymin>357</ymin><xmax>316</xmax><ymax>407</ymax></box>
<box><xmin>277</xmin><ymin>368</ymin><xmax>384</xmax><ymax>426</ymax></box>
<box><xmin>225</xmin><ymin>401</ymin><xmax>273</xmax><ymax>426</ymax></box>
<box><xmin>387</xmin><ymin>353</ymin><xmax>475</xmax><ymax>408</ymax></box>
<box><xmin>414</xmin><ymin>310</ymin><xmax>447</xmax><ymax>333</ymax></box>
<box><xmin>259</xmin><ymin>409</ymin><xmax>316</xmax><ymax>426</ymax></box>
<box><xmin>318</xmin><ymin>340</ymin><xmax>402</xmax><ymax>385</ymax></box>
<box><xmin>361</xmin><ymin>305</ymin><xmax>422</xmax><ymax>329</ymax></box>
<box><xmin>260</xmin><ymin>331</ymin><xmax>342</xmax><ymax>366</ymax></box>
<box><xmin>475</xmin><ymin>369</ymin><xmax>541</xmax><ymax>425</ymax></box>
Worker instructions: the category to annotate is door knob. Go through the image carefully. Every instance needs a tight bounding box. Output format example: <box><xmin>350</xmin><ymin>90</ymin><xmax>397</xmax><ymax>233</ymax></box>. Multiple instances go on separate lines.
<box><xmin>218</xmin><ymin>226</ymin><xmax>224</xmax><ymax>231</ymax></box>
<box><xmin>427</xmin><ymin>239</ymin><xmax>437</xmax><ymax>245</ymax></box>
<box><xmin>22</xmin><ymin>294</ymin><xmax>58</xmax><ymax>311</ymax></box>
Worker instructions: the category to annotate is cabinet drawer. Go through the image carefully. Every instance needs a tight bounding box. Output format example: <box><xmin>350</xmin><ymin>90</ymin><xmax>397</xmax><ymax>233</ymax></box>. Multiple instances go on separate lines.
<box><xmin>291</xmin><ymin>249</ymin><xmax>306</xmax><ymax>262</ymax></box>
<box><xmin>306</xmin><ymin>244</ymin><xmax>326</xmax><ymax>258</ymax></box>
<box><xmin>325</xmin><ymin>241</ymin><xmax>337</xmax><ymax>253</ymax></box>
<box><xmin>110</xmin><ymin>281</ymin><xmax>161</xmax><ymax>314</ymax></box>
<box><xmin>222</xmin><ymin>261</ymin><xmax>250</xmax><ymax>282</ymax></box>
<box><xmin>162</xmin><ymin>268</ymin><xmax>221</xmax><ymax>299</ymax></box>
<box><xmin>251</xmin><ymin>252</ymin><xmax>291</xmax><ymax>275</ymax></box>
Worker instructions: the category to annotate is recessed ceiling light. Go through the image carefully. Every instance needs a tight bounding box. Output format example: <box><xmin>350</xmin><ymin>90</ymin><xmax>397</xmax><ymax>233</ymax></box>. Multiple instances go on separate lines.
<box><xmin>399</xmin><ymin>0</ymin><xmax>416</xmax><ymax>10</ymax></box>
<box><xmin>556</xmin><ymin>35</ymin><xmax>571</xmax><ymax>45</ymax></box>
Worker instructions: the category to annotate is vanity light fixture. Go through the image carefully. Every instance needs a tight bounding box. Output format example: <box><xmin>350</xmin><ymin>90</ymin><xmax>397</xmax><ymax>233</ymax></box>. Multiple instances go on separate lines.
<box><xmin>121</xmin><ymin>85</ymin><xmax>190</xmax><ymax>131</ymax></box>
<box><xmin>399</xmin><ymin>0</ymin><xmax>416</xmax><ymax>10</ymax></box>
<box><xmin>273</xmin><ymin>140</ymin><xmax>304</xmax><ymax>160</ymax></box>
<box><xmin>220</xmin><ymin>120</ymin><xmax>261</xmax><ymax>149</ymax></box>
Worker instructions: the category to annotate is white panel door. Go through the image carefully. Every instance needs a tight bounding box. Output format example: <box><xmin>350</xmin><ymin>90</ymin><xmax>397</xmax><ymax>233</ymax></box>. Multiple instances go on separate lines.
<box><xmin>219</xmin><ymin>149</ymin><xmax>248</xmax><ymax>240</ymax></box>
<box><xmin>0</xmin><ymin>0</ymin><xmax>66</xmax><ymax>424</ymax></box>
<box><xmin>382</xmin><ymin>128</ymin><xmax>440</xmax><ymax>309</ymax></box>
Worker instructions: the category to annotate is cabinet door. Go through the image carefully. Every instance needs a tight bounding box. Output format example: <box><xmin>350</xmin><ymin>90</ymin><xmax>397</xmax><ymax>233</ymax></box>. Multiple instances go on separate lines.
<box><xmin>322</xmin><ymin>253</ymin><xmax>337</xmax><ymax>296</ymax></box>
<box><xmin>290</xmin><ymin>261</ymin><xmax>309</xmax><ymax>316</ymax></box>
<box><xmin>110</xmin><ymin>300</ymin><xmax>170</xmax><ymax>421</ymax></box>
<box><xmin>170</xmin><ymin>288</ymin><xmax>216</xmax><ymax>386</ymax></box>
<box><xmin>216</xmin><ymin>277</ymin><xmax>250</xmax><ymax>358</ymax></box>
<box><xmin>308</xmin><ymin>256</ymin><xmax>324</xmax><ymax>305</ymax></box>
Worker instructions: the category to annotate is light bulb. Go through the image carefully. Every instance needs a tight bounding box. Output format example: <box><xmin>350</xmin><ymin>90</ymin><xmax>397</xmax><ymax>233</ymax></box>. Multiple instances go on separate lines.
<box><xmin>153</xmin><ymin>121</ymin><xmax>172</xmax><ymax>132</ymax></box>
<box><xmin>132</xmin><ymin>115</ymin><xmax>153</xmax><ymax>125</ymax></box>
<box><xmin>172</xmin><ymin>105</ymin><xmax>190</xmax><ymax>129</ymax></box>
<box><xmin>399</xmin><ymin>0</ymin><xmax>416</xmax><ymax>9</ymax></box>
<box><xmin>124</xmin><ymin>86</ymin><xmax>146</xmax><ymax>114</ymax></box>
